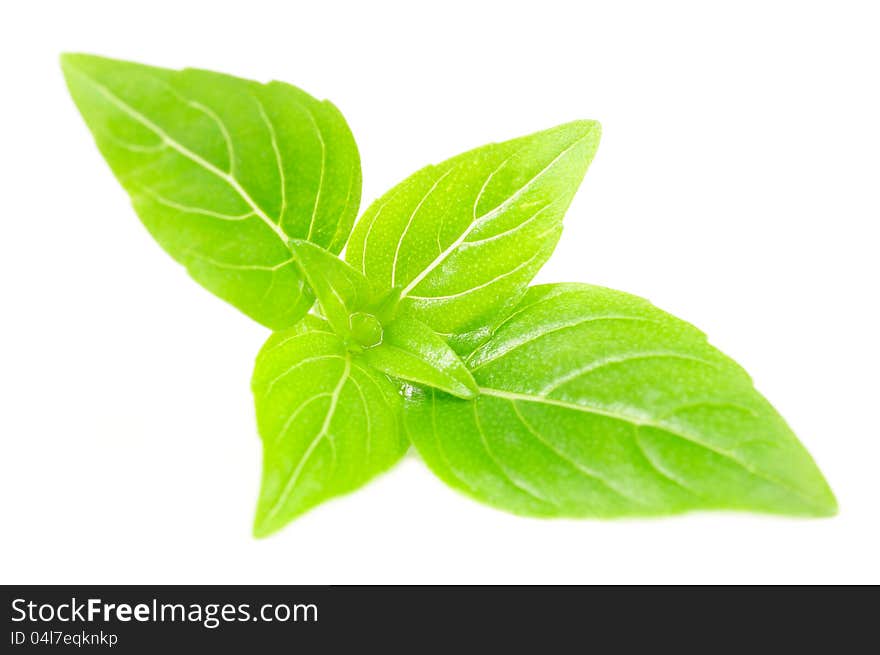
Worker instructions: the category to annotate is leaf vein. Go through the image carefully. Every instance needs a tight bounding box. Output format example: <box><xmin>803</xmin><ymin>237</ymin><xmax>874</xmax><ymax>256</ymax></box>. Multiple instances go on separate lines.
<box><xmin>512</xmin><ymin>402</ymin><xmax>647</xmax><ymax>506</ymax></box>
<box><xmin>481</xmin><ymin>386</ymin><xmax>819</xmax><ymax>508</ymax></box>
<box><xmin>263</xmin><ymin>354</ymin><xmax>346</xmax><ymax>395</ymax></box>
<box><xmin>540</xmin><ymin>352</ymin><xmax>720</xmax><ymax>395</ymax></box>
<box><xmin>255</xmin><ymin>97</ymin><xmax>287</xmax><ymax>225</ymax></box>
<box><xmin>461</xmin><ymin>201</ymin><xmax>555</xmax><ymax>248</ymax></box>
<box><xmin>399</xmin><ymin>132</ymin><xmax>591</xmax><ymax>299</ymax></box>
<box><xmin>472</xmin><ymin>402</ymin><xmax>559</xmax><ymax>509</ymax></box>
<box><xmin>391</xmin><ymin>166</ymin><xmax>456</xmax><ymax>287</ymax></box>
<box><xmin>405</xmin><ymin>246</ymin><xmax>546</xmax><ymax>303</ymax></box>
<box><xmin>302</xmin><ymin>105</ymin><xmax>326</xmax><ymax>241</ymax></box>
<box><xmin>264</xmin><ymin>356</ymin><xmax>351</xmax><ymax>523</ymax></box>
<box><xmin>137</xmin><ymin>186</ymin><xmax>255</xmax><ymax>221</ymax></box>
<box><xmin>348</xmin><ymin>375</ymin><xmax>372</xmax><ymax>460</ymax></box>
<box><xmin>69</xmin><ymin>69</ymin><xmax>288</xmax><ymax>244</ymax></box>
<box><xmin>631</xmin><ymin>427</ymin><xmax>704</xmax><ymax>498</ymax></box>
<box><xmin>469</xmin><ymin>316</ymin><xmax>657</xmax><ymax>370</ymax></box>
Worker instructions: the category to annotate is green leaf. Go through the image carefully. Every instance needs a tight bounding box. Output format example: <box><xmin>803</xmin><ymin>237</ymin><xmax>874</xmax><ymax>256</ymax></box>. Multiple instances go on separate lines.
<box><xmin>405</xmin><ymin>283</ymin><xmax>837</xmax><ymax>518</ymax></box>
<box><xmin>61</xmin><ymin>53</ymin><xmax>361</xmax><ymax>329</ymax></box>
<box><xmin>252</xmin><ymin>316</ymin><xmax>406</xmax><ymax>536</ymax></box>
<box><xmin>288</xmin><ymin>239</ymin><xmax>377</xmax><ymax>338</ymax></box>
<box><xmin>363</xmin><ymin>316</ymin><xmax>478</xmax><ymax>399</ymax></box>
<box><xmin>345</xmin><ymin>121</ymin><xmax>600</xmax><ymax>340</ymax></box>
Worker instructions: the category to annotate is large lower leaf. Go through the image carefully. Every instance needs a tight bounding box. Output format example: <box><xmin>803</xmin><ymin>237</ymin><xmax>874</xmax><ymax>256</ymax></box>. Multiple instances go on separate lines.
<box><xmin>406</xmin><ymin>283</ymin><xmax>836</xmax><ymax>518</ymax></box>
<box><xmin>62</xmin><ymin>53</ymin><xmax>361</xmax><ymax>329</ymax></box>
<box><xmin>252</xmin><ymin>317</ymin><xmax>406</xmax><ymax>535</ymax></box>
<box><xmin>345</xmin><ymin>121</ymin><xmax>600</xmax><ymax>340</ymax></box>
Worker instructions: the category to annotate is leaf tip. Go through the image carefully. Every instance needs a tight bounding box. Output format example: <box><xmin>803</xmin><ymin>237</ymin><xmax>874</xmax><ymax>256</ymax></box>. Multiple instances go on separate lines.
<box><xmin>573</xmin><ymin>119</ymin><xmax>602</xmax><ymax>147</ymax></box>
<box><xmin>59</xmin><ymin>52</ymin><xmax>79</xmax><ymax>80</ymax></box>
<box><xmin>59</xmin><ymin>53</ymin><xmax>105</xmax><ymax>91</ymax></box>
<box><xmin>252</xmin><ymin>511</ymin><xmax>282</xmax><ymax>539</ymax></box>
<box><xmin>809</xmin><ymin>485</ymin><xmax>839</xmax><ymax>518</ymax></box>
<box><xmin>788</xmin><ymin>456</ymin><xmax>838</xmax><ymax>518</ymax></box>
<box><xmin>555</xmin><ymin>118</ymin><xmax>601</xmax><ymax>140</ymax></box>
<box><xmin>770</xmin><ymin>468</ymin><xmax>838</xmax><ymax>519</ymax></box>
<box><xmin>58</xmin><ymin>52</ymin><xmax>91</xmax><ymax>74</ymax></box>
<box><xmin>575</xmin><ymin>118</ymin><xmax>602</xmax><ymax>132</ymax></box>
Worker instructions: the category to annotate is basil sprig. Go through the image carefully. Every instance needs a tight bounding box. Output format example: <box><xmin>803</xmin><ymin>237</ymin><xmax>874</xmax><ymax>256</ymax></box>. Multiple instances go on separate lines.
<box><xmin>64</xmin><ymin>54</ymin><xmax>835</xmax><ymax>536</ymax></box>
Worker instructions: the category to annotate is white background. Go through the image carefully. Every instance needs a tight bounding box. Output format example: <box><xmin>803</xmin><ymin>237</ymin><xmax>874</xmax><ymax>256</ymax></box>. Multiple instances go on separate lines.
<box><xmin>1</xmin><ymin>0</ymin><xmax>878</xmax><ymax>584</ymax></box>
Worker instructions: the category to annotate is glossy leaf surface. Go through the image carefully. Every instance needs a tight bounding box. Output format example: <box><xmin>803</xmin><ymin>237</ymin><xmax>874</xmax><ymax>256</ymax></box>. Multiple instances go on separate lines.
<box><xmin>345</xmin><ymin>121</ymin><xmax>600</xmax><ymax>338</ymax></box>
<box><xmin>62</xmin><ymin>53</ymin><xmax>361</xmax><ymax>328</ymax></box>
<box><xmin>406</xmin><ymin>284</ymin><xmax>837</xmax><ymax>518</ymax></box>
<box><xmin>252</xmin><ymin>317</ymin><xmax>405</xmax><ymax>535</ymax></box>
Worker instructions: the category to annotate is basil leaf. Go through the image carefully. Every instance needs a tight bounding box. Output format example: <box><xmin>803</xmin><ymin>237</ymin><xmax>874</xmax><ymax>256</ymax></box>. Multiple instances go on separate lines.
<box><xmin>406</xmin><ymin>283</ymin><xmax>837</xmax><ymax>518</ymax></box>
<box><xmin>252</xmin><ymin>316</ymin><xmax>405</xmax><ymax>535</ymax></box>
<box><xmin>62</xmin><ymin>53</ymin><xmax>361</xmax><ymax>329</ymax></box>
<box><xmin>288</xmin><ymin>239</ymin><xmax>377</xmax><ymax>339</ymax></box>
<box><xmin>364</xmin><ymin>316</ymin><xmax>478</xmax><ymax>399</ymax></box>
<box><xmin>345</xmin><ymin>121</ymin><xmax>600</xmax><ymax>338</ymax></box>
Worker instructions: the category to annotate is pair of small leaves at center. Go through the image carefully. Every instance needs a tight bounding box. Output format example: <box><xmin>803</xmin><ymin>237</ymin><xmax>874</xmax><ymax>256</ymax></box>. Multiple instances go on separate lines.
<box><xmin>290</xmin><ymin>239</ymin><xmax>478</xmax><ymax>400</ymax></box>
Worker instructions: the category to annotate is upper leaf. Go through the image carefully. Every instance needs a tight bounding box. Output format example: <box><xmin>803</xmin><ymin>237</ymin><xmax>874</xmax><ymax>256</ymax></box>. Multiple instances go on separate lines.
<box><xmin>345</xmin><ymin>121</ymin><xmax>601</xmax><ymax>340</ymax></box>
<box><xmin>405</xmin><ymin>283</ymin><xmax>837</xmax><ymax>518</ymax></box>
<box><xmin>363</xmin><ymin>316</ymin><xmax>478</xmax><ymax>399</ymax></box>
<box><xmin>62</xmin><ymin>53</ymin><xmax>361</xmax><ymax>329</ymax></box>
<box><xmin>251</xmin><ymin>316</ymin><xmax>406</xmax><ymax>535</ymax></box>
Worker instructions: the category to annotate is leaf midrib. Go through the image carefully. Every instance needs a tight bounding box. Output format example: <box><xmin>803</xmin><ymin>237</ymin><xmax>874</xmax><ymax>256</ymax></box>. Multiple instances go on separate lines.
<box><xmin>264</xmin><ymin>355</ymin><xmax>352</xmax><ymax>523</ymax></box>
<box><xmin>478</xmin><ymin>386</ymin><xmax>824</xmax><ymax>511</ymax></box>
<box><xmin>68</xmin><ymin>66</ymin><xmax>290</xmax><ymax>245</ymax></box>
<box><xmin>397</xmin><ymin>129</ymin><xmax>595</xmax><ymax>299</ymax></box>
